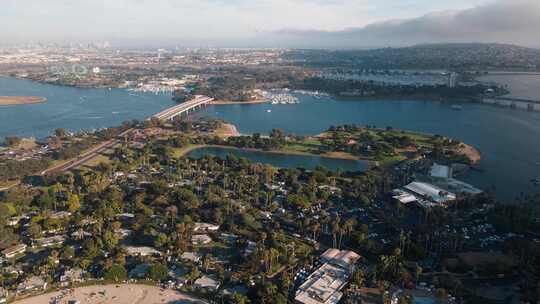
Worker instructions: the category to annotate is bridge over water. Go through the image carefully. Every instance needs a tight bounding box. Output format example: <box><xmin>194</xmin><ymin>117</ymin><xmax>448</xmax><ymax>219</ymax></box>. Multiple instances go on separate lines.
<box><xmin>483</xmin><ymin>97</ymin><xmax>540</xmax><ymax>111</ymax></box>
<box><xmin>153</xmin><ymin>95</ymin><xmax>214</xmax><ymax>121</ymax></box>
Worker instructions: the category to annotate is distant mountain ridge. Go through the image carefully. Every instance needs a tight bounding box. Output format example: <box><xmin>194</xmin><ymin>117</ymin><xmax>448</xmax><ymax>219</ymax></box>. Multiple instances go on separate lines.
<box><xmin>284</xmin><ymin>43</ymin><xmax>540</xmax><ymax>70</ymax></box>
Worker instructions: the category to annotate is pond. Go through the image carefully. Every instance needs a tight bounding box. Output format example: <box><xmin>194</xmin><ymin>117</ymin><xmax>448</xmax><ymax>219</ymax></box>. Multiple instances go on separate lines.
<box><xmin>186</xmin><ymin>146</ymin><xmax>369</xmax><ymax>172</ymax></box>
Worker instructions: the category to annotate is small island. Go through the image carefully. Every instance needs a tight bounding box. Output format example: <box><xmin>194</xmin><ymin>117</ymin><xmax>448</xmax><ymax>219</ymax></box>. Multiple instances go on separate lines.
<box><xmin>0</xmin><ymin>96</ymin><xmax>46</xmax><ymax>106</ymax></box>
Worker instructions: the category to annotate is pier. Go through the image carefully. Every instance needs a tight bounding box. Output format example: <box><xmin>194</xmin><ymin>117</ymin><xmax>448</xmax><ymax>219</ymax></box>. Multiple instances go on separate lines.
<box><xmin>153</xmin><ymin>95</ymin><xmax>214</xmax><ymax>121</ymax></box>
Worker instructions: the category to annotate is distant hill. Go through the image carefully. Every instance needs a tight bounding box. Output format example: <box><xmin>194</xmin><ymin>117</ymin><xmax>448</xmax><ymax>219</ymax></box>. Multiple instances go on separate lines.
<box><xmin>284</xmin><ymin>43</ymin><xmax>540</xmax><ymax>70</ymax></box>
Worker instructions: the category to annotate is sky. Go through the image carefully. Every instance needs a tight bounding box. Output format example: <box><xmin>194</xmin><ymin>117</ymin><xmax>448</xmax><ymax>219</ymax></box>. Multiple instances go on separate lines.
<box><xmin>1</xmin><ymin>0</ymin><xmax>539</xmax><ymax>48</ymax></box>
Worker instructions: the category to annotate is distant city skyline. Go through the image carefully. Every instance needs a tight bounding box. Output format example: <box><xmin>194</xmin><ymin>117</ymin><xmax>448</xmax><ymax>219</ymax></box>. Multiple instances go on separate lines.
<box><xmin>1</xmin><ymin>0</ymin><xmax>539</xmax><ymax>48</ymax></box>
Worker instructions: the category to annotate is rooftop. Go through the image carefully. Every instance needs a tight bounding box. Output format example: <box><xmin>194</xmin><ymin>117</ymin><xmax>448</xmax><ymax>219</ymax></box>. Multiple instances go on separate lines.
<box><xmin>194</xmin><ymin>275</ymin><xmax>220</xmax><ymax>290</ymax></box>
<box><xmin>125</xmin><ymin>246</ymin><xmax>162</xmax><ymax>256</ymax></box>
<box><xmin>295</xmin><ymin>249</ymin><xmax>360</xmax><ymax>304</ymax></box>
<box><xmin>404</xmin><ymin>182</ymin><xmax>456</xmax><ymax>204</ymax></box>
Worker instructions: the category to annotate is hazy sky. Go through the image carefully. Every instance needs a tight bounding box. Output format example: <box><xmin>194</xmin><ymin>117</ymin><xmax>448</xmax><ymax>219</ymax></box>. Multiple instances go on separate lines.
<box><xmin>1</xmin><ymin>0</ymin><xmax>538</xmax><ymax>48</ymax></box>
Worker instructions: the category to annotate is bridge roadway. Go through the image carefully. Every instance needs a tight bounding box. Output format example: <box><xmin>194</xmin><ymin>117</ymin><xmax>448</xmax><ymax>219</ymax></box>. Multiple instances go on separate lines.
<box><xmin>42</xmin><ymin>96</ymin><xmax>214</xmax><ymax>175</ymax></box>
<box><xmin>153</xmin><ymin>95</ymin><xmax>214</xmax><ymax>121</ymax></box>
<box><xmin>489</xmin><ymin>96</ymin><xmax>540</xmax><ymax>105</ymax></box>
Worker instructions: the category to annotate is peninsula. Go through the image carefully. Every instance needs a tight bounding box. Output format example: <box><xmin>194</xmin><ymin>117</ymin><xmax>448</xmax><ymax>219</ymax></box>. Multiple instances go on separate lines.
<box><xmin>0</xmin><ymin>96</ymin><xmax>46</xmax><ymax>106</ymax></box>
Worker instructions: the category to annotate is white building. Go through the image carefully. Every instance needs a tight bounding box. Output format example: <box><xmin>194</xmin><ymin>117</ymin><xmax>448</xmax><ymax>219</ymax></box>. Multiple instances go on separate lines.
<box><xmin>2</xmin><ymin>244</ymin><xmax>27</xmax><ymax>259</ymax></box>
<box><xmin>17</xmin><ymin>276</ymin><xmax>47</xmax><ymax>294</ymax></box>
<box><xmin>193</xmin><ymin>222</ymin><xmax>220</xmax><ymax>233</ymax></box>
<box><xmin>181</xmin><ymin>252</ymin><xmax>202</xmax><ymax>263</ymax></box>
<box><xmin>392</xmin><ymin>189</ymin><xmax>418</xmax><ymax>205</ymax></box>
<box><xmin>192</xmin><ymin>234</ymin><xmax>212</xmax><ymax>245</ymax></box>
<box><xmin>295</xmin><ymin>249</ymin><xmax>360</xmax><ymax>304</ymax></box>
<box><xmin>60</xmin><ymin>268</ymin><xmax>85</xmax><ymax>286</ymax></box>
<box><xmin>33</xmin><ymin>235</ymin><xmax>66</xmax><ymax>248</ymax></box>
<box><xmin>403</xmin><ymin>182</ymin><xmax>456</xmax><ymax>205</ymax></box>
<box><xmin>49</xmin><ymin>211</ymin><xmax>72</xmax><ymax>220</ymax></box>
<box><xmin>194</xmin><ymin>275</ymin><xmax>220</xmax><ymax>291</ymax></box>
<box><xmin>0</xmin><ymin>287</ymin><xmax>8</xmax><ymax>303</ymax></box>
<box><xmin>125</xmin><ymin>246</ymin><xmax>162</xmax><ymax>257</ymax></box>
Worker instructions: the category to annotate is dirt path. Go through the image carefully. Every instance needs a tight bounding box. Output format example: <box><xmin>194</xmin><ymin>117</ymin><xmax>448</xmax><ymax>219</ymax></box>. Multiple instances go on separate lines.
<box><xmin>12</xmin><ymin>284</ymin><xmax>207</xmax><ymax>304</ymax></box>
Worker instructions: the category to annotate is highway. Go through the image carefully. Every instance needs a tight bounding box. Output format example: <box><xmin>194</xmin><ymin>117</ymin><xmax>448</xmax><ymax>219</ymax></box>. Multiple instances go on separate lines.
<box><xmin>42</xmin><ymin>128</ymin><xmax>133</xmax><ymax>175</ymax></box>
<box><xmin>41</xmin><ymin>95</ymin><xmax>213</xmax><ymax>175</ymax></box>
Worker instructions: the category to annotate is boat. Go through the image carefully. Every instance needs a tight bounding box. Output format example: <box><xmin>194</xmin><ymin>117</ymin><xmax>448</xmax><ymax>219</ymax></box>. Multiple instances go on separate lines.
<box><xmin>451</xmin><ymin>105</ymin><xmax>463</xmax><ymax>111</ymax></box>
<box><xmin>266</xmin><ymin>109</ymin><xmax>272</xmax><ymax>113</ymax></box>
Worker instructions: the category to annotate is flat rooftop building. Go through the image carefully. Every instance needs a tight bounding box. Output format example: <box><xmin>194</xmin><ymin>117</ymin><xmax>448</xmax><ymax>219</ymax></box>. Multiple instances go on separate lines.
<box><xmin>2</xmin><ymin>244</ymin><xmax>27</xmax><ymax>259</ymax></box>
<box><xmin>404</xmin><ymin>182</ymin><xmax>456</xmax><ymax>204</ymax></box>
<box><xmin>295</xmin><ymin>249</ymin><xmax>360</xmax><ymax>304</ymax></box>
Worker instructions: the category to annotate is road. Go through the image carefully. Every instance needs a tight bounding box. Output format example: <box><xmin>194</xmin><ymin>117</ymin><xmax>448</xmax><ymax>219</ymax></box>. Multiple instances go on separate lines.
<box><xmin>42</xmin><ymin>128</ymin><xmax>133</xmax><ymax>175</ymax></box>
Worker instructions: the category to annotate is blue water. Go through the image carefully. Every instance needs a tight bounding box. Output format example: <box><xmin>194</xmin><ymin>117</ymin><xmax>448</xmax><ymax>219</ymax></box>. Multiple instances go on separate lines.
<box><xmin>199</xmin><ymin>95</ymin><xmax>540</xmax><ymax>200</ymax></box>
<box><xmin>0</xmin><ymin>76</ymin><xmax>176</xmax><ymax>139</ymax></box>
<box><xmin>186</xmin><ymin>146</ymin><xmax>368</xmax><ymax>172</ymax></box>
<box><xmin>1</xmin><ymin>76</ymin><xmax>540</xmax><ymax>199</ymax></box>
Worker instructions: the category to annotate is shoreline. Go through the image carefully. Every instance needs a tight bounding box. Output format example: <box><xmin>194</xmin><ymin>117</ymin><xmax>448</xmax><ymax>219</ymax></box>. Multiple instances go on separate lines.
<box><xmin>458</xmin><ymin>143</ymin><xmax>482</xmax><ymax>164</ymax></box>
<box><xmin>0</xmin><ymin>96</ymin><xmax>47</xmax><ymax>106</ymax></box>
<box><xmin>209</xmin><ymin>99</ymin><xmax>269</xmax><ymax>105</ymax></box>
<box><xmin>316</xmin><ymin>129</ymin><xmax>482</xmax><ymax>165</ymax></box>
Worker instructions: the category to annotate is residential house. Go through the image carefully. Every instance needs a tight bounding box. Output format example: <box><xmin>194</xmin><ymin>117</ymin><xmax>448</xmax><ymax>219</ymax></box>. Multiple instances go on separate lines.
<box><xmin>2</xmin><ymin>244</ymin><xmax>27</xmax><ymax>259</ymax></box>
<box><xmin>192</xmin><ymin>234</ymin><xmax>212</xmax><ymax>245</ymax></box>
<box><xmin>59</xmin><ymin>268</ymin><xmax>85</xmax><ymax>286</ymax></box>
<box><xmin>193</xmin><ymin>222</ymin><xmax>220</xmax><ymax>233</ymax></box>
<box><xmin>33</xmin><ymin>235</ymin><xmax>66</xmax><ymax>248</ymax></box>
<box><xmin>194</xmin><ymin>275</ymin><xmax>220</xmax><ymax>291</ymax></box>
<box><xmin>17</xmin><ymin>276</ymin><xmax>47</xmax><ymax>294</ymax></box>
<box><xmin>180</xmin><ymin>252</ymin><xmax>202</xmax><ymax>263</ymax></box>
<box><xmin>125</xmin><ymin>246</ymin><xmax>162</xmax><ymax>257</ymax></box>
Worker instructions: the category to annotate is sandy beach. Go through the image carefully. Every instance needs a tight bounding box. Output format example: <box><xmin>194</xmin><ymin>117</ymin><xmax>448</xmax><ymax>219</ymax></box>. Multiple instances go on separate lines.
<box><xmin>0</xmin><ymin>96</ymin><xmax>46</xmax><ymax>105</ymax></box>
<box><xmin>220</xmin><ymin>123</ymin><xmax>240</xmax><ymax>137</ymax></box>
<box><xmin>12</xmin><ymin>284</ymin><xmax>207</xmax><ymax>304</ymax></box>
<box><xmin>212</xmin><ymin>123</ymin><xmax>241</xmax><ymax>139</ymax></box>
<box><xmin>458</xmin><ymin>143</ymin><xmax>482</xmax><ymax>164</ymax></box>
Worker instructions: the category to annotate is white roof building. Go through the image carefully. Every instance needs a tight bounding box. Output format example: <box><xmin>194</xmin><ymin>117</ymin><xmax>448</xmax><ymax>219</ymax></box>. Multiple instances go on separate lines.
<box><xmin>180</xmin><ymin>252</ymin><xmax>202</xmax><ymax>263</ymax></box>
<box><xmin>33</xmin><ymin>235</ymin><xmax>66</xmax><ymax>248</ymax></box>
<box><xmin>295</xmin><ymin>249</ymin><xmax>360</xmax><ymax>304</ymax></box>
<box><xmin>2</xmin><ymin>244</ymin><xmax>27</xmax><ymax>259</ymax></box>
<box><xmin>193</xmin><ymin>222</ymin><xmax>220</xmax><ymax>233</ymax></box>
<box><xmin>404</xmin><ymin>182</ymin><xmax>456</xmax><ymax>205</ymax></box>
<box><xmin>194</xmin><ymin>275</ymin><xmax>220</xmax><ymax>291</ymax></box>
<box><xmin>49</xmin><ymin>211</ymin><xmax>72</xmax><ymax>220</ymax></box>
<box><xmin>17</xmin><ymin>276</ymin><xmax>47</xmax><ymax>294</ymax></box>
<box><xmin>192</xmin><ymin>234</ymin><xmax>212</xmax><ymax>245</ymax></box>
<box><xmin>60</xmin><ymin>268</ymin><xmax>85</xmax><ymax>286</ymax></box>
<box><xmin>392</xmin><ymin>189</ymin><xmax>417</xmax><ymax>204</ymax></box>
<box><xmin>125</xmin><ymin>246</ymin><xmax>162</xmax><ymax>257</ymax></box>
